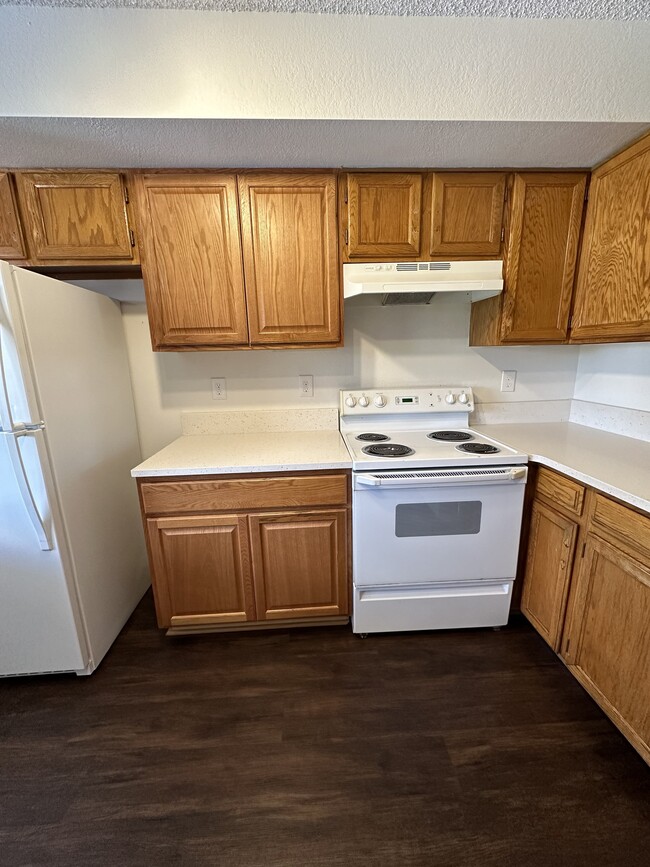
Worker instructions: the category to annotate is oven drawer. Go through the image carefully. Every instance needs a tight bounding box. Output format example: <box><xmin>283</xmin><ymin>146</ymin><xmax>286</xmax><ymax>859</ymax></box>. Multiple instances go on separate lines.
<box><xmin>352</xmin><ymin>581</ymin><xmax>513</xmax><ymax>634</ymax></box>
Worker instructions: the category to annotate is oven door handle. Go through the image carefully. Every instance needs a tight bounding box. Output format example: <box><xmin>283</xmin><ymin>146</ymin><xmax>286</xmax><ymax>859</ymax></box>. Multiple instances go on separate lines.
<box><xmin>355</xmin><ymin>467</ymin><xmax>527</xmax><ymax>488</ymax></box>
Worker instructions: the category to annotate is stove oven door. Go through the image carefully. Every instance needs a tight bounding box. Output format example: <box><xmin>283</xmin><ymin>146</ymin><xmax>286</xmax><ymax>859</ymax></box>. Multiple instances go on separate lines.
<box><xmin>352</xmin><ymin>467</ymin><xmax>527</xmax><ymax>587</ymax></box>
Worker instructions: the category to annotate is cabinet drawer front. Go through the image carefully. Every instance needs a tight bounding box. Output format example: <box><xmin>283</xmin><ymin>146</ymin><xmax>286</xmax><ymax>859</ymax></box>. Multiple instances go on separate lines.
<box><xmin>590</xmin><ymin>495</ymin><xmax>650</xmax><ymax>561</ymax></box>
<box><xmin>141</xmin><ymin>474</ymin><xmax>349</xmax><ymax>514</ymax></box>
<box><xmin>536</xmin><ymin>468</ymin><xmax>585</xmax><ymax>516</ymax></box>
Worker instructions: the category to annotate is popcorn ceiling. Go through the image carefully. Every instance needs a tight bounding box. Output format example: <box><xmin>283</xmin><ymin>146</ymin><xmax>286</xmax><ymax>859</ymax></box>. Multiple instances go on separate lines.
<box><xmin>0</xmin><ymin>1</ymin><xmax>647</xmax><ymax>21</ymax></box>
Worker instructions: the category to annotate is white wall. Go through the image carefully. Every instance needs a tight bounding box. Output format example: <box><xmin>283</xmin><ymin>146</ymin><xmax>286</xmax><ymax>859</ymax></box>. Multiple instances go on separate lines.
<box><xmin>1</xmin><ymin>8</ymin><xmax>648</xmax><ymax>121</ymax></box>
<box><xmin>574</xmin><ymin>344</ymin><xmax>650</xmax><ymax>412</ymax></box>
<box><xmin>120</xmin><ymin>289</ymin><xmax>580</xmax><ymax>457</ymax></box>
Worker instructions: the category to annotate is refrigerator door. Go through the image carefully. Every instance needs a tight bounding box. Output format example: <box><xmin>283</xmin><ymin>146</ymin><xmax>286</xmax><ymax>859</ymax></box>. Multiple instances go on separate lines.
<box><xmin>0</xmin><ymin>430</ymin><xmax>87</xmax><ymax>676</ymax></box>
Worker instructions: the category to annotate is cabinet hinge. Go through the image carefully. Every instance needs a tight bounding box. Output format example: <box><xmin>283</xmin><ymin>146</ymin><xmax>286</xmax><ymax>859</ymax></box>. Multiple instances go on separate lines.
<box><xmin>568</xmin><ymin>315</ymin><xmax>573</xmax><ymax>329</ymax></box>
<box><xmin>581</xmin><ymin>542</ymin><xmax>586</xmax><ymax>558</ymax></box>
<box><xmin>565</xmin><ymin>638</ymin><xmax>570</xmax><ymax>654</ymax></box>
<box><xmin>500</xmin><ymin>227</ymin><xmax>505</xmax><ymax>243</ymax></box>
<box><xmin>344</xmin><ymin>191</ymin><xmax>348</xmax><ymax>204</ymax></box>
<box><xmin>124</xmin><ymin>186</ymin><xmax>130</xmax><ymax>205</ymax></box>
<box><xmin>129</xmin><ymin>229</ymin><xmax>136</xmax><ymax>248</ymax></box>
<box><xmin>344</xmin><ymin>228</ymin><xmax>349</xmax><ymax>245</ymax></box>
<box><xmin>584</xmin><ymin>189</ymin><xmax>589</xmax><ymax>203</ymax></box>
<box><xmin>503</xmin><ymin>185</ymin><xmax>508</xmax><ymax>202</ymax></box>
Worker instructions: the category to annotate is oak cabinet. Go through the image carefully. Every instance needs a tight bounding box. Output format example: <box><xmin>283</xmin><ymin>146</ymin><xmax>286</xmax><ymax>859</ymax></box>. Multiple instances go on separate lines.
<box><xmin>238</xmin><ymin>172</ymin><xmax>340</xmax><ymax>345</ymax></box>
<box><xmin>138</xmin><ymin>472</ymin><xmax>351</xmax><ymax>631</ymax></box>
<box><xmin>469</xmin><ymin>172</ymin><xmax>587</xmax><ymax>345</ymax></box>
<box><xmin>134</xmin><ymin>173</ymin><xmax>249</xmax><ymax>350</ymax></box>
<box><xmin>429</xmin><ymin>172</ymin><xmax>505</xmax><ymax>256</ymax></box>
<box><xmin>342</xmin><ymin>172</ymin><xmax>423</xmax><ymax>259</ymax></box>
<box><xmin>15</xmin><ymin>171</ymin><xmax>137</xmax><ymax>264</ymax></box>
<box><xmin>135</xmin><ymin>171</ymin><xmax>340</xmax><ymax>350</ymax></box>
<box><xmin>0</xmin><ymin>173</ymin><xmax>27</xmax><ymax>260</ymax></box>
<box><xmin>571</xmin><ymin>134</ymin><xmax>650</xmax><ymax>343</ymax></box>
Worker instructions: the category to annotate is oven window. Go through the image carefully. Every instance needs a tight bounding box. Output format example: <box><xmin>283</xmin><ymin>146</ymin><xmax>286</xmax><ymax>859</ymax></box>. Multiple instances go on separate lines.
<box><xmin>395</xmin><ymin>501</ymin><xmax>482</xmax><ymax>537</ymax></box>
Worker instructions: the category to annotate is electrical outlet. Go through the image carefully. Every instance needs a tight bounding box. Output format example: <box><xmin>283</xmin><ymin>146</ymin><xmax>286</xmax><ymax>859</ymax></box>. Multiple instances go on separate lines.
<box><xmin>211</xmin><ymin>377</ymin><xmax>227</xmax><ymax>400</ymax></box>
<box><xmin>299</xmin><ymin>374</ymin><xmax>314</xmax><ymax>397</ymax></box>
<box><xmin>501</xmin><ymin>370</ymin><xmax>517</xmax><ymax>393</ymax></box>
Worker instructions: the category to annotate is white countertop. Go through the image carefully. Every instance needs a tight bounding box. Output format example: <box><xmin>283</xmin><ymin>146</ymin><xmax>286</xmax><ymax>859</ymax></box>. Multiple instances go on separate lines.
<box><xmin>476</xmin><ymin>422</ymin><xmax>650</xmax><ymax>515</ymax></box>
<box><xmin>131</xmin><ymin>430</ymin><xmax>353</xmax><ymax>477</ymax></box>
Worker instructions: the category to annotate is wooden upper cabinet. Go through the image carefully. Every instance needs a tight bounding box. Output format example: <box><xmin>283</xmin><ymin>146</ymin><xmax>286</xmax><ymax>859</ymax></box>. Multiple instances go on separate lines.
<box><xmin>429</xmin><ymin>172</ymin><xmax>505</xmax><ymax>256</ymax></box>
<box><xmin>571</xmin><ymin>134</ymin><xmax>650</xmax><ymax>343</ymax></box>
<box><xmin>146</xmin><ymin>514</ymin><xmax>256</xmax><ymax>629</ymax></box>
<box><xmin>238</xmin><ymin>172</ymin><xmax>340</xmax><ymax>346</ymax></box>
<box><xmin>249</xmin><ymin>509</ymin><xmax>349</xmax><ymax>620</ymax></box>
<box><xmin>500</xmin><ymin>173</ymin><xmax>587</xmax><ymax>343</ymax></box>
<box><xmin>15</xmin><ymin>171</ymin><xmax>135</xmax><ymax>263</ymax></box>
<box><xmin>343</xmin><ymin>172</ymin><xmax>423</xmax><ymax>259</ymax></box>
<box><xmin>0</xmin><ymin>173</ymin><xmax>27</xmax><ymax>260</ymax></box>
<box><xmin>134</xmin><ymin>172</ymin><xmax>249</xmax><ymax>350</ymax></box>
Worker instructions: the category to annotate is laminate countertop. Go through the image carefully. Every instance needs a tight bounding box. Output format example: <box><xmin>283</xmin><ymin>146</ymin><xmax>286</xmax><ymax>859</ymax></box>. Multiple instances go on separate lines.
<box><xmin>476</xmin><ymin>422</ymin><xmax>650</xmax><ymax>515</ymax></box>
<box><xmin>131</xmin><ymin>430</ymin><xmax>353</xmax><ymax>477</ymax></box>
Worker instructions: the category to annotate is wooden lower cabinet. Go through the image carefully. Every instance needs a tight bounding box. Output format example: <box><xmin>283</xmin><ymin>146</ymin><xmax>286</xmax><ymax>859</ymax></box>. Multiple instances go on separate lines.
<box><xmin>139</xmin><ymin>472</ymin><xmax>350</xmax><ymax>631</ymax></box>
<box><xmin>521</xmin><ymin>500</ymin><xmax>578</xmax><ymax>650</ymax></box>
<box><xmin>520</xmin><ymin>467</ymin><xmax>650</xmax><ymax>764</ymax></box>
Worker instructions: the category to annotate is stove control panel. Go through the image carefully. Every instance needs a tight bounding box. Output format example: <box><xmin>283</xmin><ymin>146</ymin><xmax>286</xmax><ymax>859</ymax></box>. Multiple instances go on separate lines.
<box><xmin>340</xmin><ymin>387</ymin><xmax>474</xmax><ymax>415</ymax></box>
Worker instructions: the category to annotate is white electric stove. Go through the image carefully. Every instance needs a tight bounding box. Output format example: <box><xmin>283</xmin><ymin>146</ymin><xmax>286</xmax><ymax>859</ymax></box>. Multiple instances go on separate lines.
<box><xmin>339</xmin><ymin>386</ymin><xmax>529</xmax><ymax>635</ymax></box>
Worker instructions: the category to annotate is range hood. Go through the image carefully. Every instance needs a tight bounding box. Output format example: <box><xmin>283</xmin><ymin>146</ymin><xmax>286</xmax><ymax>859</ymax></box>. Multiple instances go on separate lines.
<box><xmin>343</xmin><ymin>260</ymin><xmax>503</xmax><ymax>305</ymax></box>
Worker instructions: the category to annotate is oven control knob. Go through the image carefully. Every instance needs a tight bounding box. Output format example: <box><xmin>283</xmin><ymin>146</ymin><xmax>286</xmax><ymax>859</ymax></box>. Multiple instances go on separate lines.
<box><xmin>358</xmin><ymin>395</ymin><xmax>370</xmax><ymax>407</ymax></box>
<box><xmin>445</xmin><ymin>393</ymin><xmax>456</xmax><ymax>404</ymax></box>
<box><xmin>458</xmin><ymin>392</ymin><xmax>469</xmax><ymax>404</ymax></box>
<box><xmin>345</xmin><ymin>395</ymin><xmax>357</xmax><ymax>408</ymax></box>
<box><xmin>374</xmin><ymin>394</ymin><xmax>387</xmax><ymax>408</ymax></box>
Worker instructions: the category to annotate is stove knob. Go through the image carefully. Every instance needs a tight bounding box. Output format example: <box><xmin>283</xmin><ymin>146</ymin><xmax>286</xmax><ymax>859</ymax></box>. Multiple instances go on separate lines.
<box><xmin>445</xmin><ymin>393</ymin><xmax>456</xmax><ymax>404</ymax></box>
<box><xmin>358</xmin><ymin>395</ymin><xmax>370</xmax><ymax>408</ymax></box>
<box><xmin>345</xmin><ymin>395</ymin><xmax>357</xmax><ymax>408</ymax></box>
<box><xmin>374</xmin><ymin>394</ymin><xmax>387</xmax><ymax>408</ymax></box>
<box><xmin>458</xmin><ymin>392</ymin><xmax>469</xmax><ymax>404</ymax></box>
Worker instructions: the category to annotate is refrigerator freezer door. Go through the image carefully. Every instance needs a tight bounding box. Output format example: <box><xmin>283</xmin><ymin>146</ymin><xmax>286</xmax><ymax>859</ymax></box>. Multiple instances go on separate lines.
<box><xmin>0</xmin><ymin>432</ymin><xmax>86</xmax><ymax>676</ymax></box>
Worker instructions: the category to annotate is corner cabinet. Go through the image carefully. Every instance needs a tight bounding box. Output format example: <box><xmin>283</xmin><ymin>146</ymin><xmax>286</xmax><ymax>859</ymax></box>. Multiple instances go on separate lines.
<box><xmin>570</xmin><ymin>134</ymin><xmax>650</xmax><ymax>343</ymax></box>
<box><xmin>135</xmin><ymin>171</ymin><xmax>341</xmax><ymax>351</ymax></box>
<box><xmin>138</xmin><ymin>472</ymin><xmax>351</xmax><ymax>632</ymax></box>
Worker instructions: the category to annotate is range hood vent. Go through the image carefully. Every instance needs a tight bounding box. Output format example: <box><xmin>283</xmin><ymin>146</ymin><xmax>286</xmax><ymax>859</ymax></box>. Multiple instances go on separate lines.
<box><xmin>344</xmin><ymin>260</ymin><xmax>503</xmax><ymax>305</ymax></box>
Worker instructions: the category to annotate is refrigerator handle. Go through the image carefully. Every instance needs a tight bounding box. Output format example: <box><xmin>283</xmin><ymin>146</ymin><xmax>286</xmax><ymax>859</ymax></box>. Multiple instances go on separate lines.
<box><xmin>0</xmin><ymin>303</ymin><xmax>15</xmax><ymax>432</ymax></box>
<box><xmin>5</xmin><ymin>431</ymin><xmax>53</xmax><ymax>551</ymax></box>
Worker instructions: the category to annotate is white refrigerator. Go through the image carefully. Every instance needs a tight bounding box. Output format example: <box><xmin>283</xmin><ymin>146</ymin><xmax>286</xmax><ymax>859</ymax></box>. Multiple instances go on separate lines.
<box><xmin>0</xmin><ymin>261</ymin><xmax>149</xmax><ymax>676</ymax></box>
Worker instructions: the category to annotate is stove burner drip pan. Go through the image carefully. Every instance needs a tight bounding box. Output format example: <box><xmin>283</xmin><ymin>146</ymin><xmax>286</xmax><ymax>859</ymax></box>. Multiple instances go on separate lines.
<box><xmin>361</xmin><ymin>443</ymin><xmax>415</xmax><ymax>458</ymax></box>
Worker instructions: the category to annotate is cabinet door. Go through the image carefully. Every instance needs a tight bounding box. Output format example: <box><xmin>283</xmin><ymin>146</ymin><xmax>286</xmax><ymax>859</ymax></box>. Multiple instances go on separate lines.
<box><xmin>15</xmin><ymin>171</ymin><xmax>135</xmax><ymax>263</ymax></box>
<box><xmin>146</xmin><ymin>514</ymin><xmax>256</xmax><ymax>628</ymax></box>
<box><xmin>571</xmin><ymin>135</ymin><xmax>650</xmax><ymax>342</ymax></box>
<box><xmin>0</xmin><ymin>173</ymin><xmax>26</xmax><ymax>259</ymax></box>
<box><xmin>239</xmin><ymin>172</ymin><xmax>340</xmax><ymax>346</ymax></box>
<box><xmin>562</xmin><ymin>535</ymin><xmax>650</xmax><ymax>763</ymax></box>
<box><xmin>134</xmin><ymin>173</ymin><xmax>249</xmax><ymax>350</ymax></box>
<box><xmin>345</xmin><ymin>172</ymin><xmax>422</xmax><ymax>258</ymax></box>
<box><xmin>429</xmin><ymin>172</ymin><xmax>505</xmax><ymax>256</ymax></box>
<box><xmin>521</xmin><ymin>500</ymin><xmax>578</xmax><ymax>650</ymax></box>
<box><xmin>500</xmin><ymin>173</ymin><xmax>587</xmax><ymax>343</ymax></box>
<box><xmin>249</xmin><ymin>509</ymin><xmax>349</xmax><ymax>620</ymax></box>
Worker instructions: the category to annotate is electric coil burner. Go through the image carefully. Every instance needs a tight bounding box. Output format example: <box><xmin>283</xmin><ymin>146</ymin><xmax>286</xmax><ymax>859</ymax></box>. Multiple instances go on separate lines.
<box><xmin>361</xmin><ymin>443</ymin><xmax>415</xmax><ymax>458</ymax></box>
<box><xmin>427</xmin><ymin>430</ymin><xmax>473</xmax><ymax>442</ymax></box>
<box><xmin>456</xmin><ymin>442</ymin><xmax>500</xmax><ymax>455</ymax></box>
<box><xmin>355</xmin><ymin>433</ymin><xmax>390</xmax><ymax>442</ymax></box>
<box><xmin>339</xmin><ymin>386</ymin><xmax>529</xmax><ymax>636</ymax></box>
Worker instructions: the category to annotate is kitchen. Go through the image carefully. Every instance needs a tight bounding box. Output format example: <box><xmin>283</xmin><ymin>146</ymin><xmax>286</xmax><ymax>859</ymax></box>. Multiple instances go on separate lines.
<box><xmin>1</xmin><ymin>3</ymin><xmax>649</xmax><ymax>863</ymax></box>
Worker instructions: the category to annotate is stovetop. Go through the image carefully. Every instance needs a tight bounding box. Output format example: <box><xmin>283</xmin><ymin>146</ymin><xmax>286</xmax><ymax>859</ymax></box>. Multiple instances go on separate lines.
<box><xmin>339</xmin><ymin>386</ymin><xmax>528</xmax><ymax>471</ymax></box>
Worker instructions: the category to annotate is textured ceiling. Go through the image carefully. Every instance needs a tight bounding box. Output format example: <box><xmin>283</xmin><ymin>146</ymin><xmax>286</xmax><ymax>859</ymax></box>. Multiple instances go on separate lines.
<box><xmin>0</xmin><ymin>1</ymin><xmax>647</xmax><ymax>19</ymax></box>
<box><xmin>0</xmin><ymin>117</ymin><xmax>646</xmax><ymax>168</ymax></box>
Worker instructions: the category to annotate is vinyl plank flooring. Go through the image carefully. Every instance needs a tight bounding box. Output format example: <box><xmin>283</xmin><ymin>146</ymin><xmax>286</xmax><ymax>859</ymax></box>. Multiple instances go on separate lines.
<box><xmin>0</xmin><ymin>592</ymin><xmax>648</xmax><ymax>867</ymax></box>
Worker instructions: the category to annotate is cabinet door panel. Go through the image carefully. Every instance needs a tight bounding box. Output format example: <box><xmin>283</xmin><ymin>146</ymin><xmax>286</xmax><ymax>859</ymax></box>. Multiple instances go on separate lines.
<box><xmin>346</xmin><ymin>173</ymin><xmax>422</xmax><ymax>258</ymax></box>
<box><xmin>0</xmin><ymin>173</ymin><xmax>26</xmax><ymax>259</ymax></box>
<box><xmin>563</xmin><ymin>535</ymin><xmax>650</xmax><ymax>762</ymax></box>
<box><xmin>521</xmin><ymin>501</ymin><xmax>578</xmax><ymax>650</ymax></box>
<box><xmin>147</xmin><ymin>514</ymin><xmax>256</xmax><ymax>628</ymax></box>
<box><xmin>572</xmin><ymin>136</ymin><xmax>650</xmax><ymax>342</ymax></box>
<box><xmin>501</xmin><ymin>173</ymin><xmax>587</xmax><ymax>343</ymax></box>
<box><xmin>250</xmin><ymin>509</ymin><xmax>348</xmax><ymax>620</ymax></box>
<box><xmin>239</xmin><ymin>173</ymin><xmax>339</xmax><ymax>345</ymax></box>
<box><xmin>135</xmin><ymin>173</ymin><xmax>249</xmax><ymax>349</ymax></box>
<box><xmin>16</xmin><ymin>172</ymin><xmax>134</xmax><ymax>262</ymax></box>
<box><xmin>430</xmin><ymin>172</ymin><xmax>505</xmax><ymax>256</ymax></box>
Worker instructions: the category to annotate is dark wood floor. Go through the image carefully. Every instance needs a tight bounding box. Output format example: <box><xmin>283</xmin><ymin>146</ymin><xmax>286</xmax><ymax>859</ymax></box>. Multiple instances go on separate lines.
<box><xmin>1</xmin><ymin>593</ymin><xmax>649</xmax><ymax>867</ymax></box>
